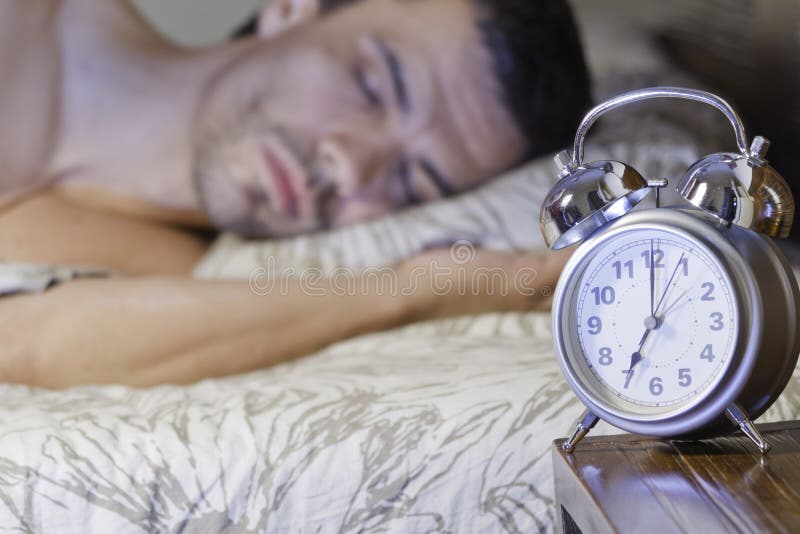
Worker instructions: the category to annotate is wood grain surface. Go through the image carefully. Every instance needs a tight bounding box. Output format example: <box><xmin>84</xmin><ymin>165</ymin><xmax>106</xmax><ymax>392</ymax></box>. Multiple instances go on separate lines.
<box><xmin>553</xmin><ymin>421</ymin><xmax>800</xmax><ymax>533</ymax></box>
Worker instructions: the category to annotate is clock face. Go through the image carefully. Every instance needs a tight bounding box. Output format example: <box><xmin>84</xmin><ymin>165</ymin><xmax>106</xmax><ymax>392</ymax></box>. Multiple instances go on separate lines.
<box><xmin>563</xmin><ymin>227</ymin><xmax>740</xmax><ymax>417</ymax></box>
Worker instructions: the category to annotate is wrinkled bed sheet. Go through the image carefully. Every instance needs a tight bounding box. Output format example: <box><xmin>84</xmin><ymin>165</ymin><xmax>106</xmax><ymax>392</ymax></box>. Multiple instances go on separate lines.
<box><xmin>2</xmin><ymin>314</ymin><xmax>799</xmax><ymax>533</ymax></box>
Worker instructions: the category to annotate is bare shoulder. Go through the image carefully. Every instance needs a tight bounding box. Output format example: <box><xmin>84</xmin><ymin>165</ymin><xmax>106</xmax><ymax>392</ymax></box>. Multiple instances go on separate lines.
<box><xmin>0</xmin><ymin>192</ymin><xmax>211</xmax><ymax>276</ymax></box>
<box><xmin>0</xmin><ymin>0</ymin><xmax>62</xmax><ymax>198</ymax></box>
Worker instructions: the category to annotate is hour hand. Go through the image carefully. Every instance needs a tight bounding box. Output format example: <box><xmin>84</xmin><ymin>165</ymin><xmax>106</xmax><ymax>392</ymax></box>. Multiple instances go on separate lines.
<box><xmin>628</xmin><ymin>351</ymin><xmax>643</xmax><ymax>370</ymax></box>
<box><xmin>626</xmin><ymin>350</ymin><xmax>643</xmax><ymax>374</ymax></box>
<box><xmin>625</xmin><ymin>323</ymin><xmax>653</xmax><ymax>378</ymax></box>
<box><xmin>637</xmin><ymin>328</ymin><xmax>651</xmax><ymax>349</ymax></box>
<box><xmin>628</xmin><ymin>309</ymin><xmax>660</xmax><ymax>369</ymax></box>
<box><xmin>628</xmin><ymin>323</ymin><xmax>653</xmax><ymax>371</ymax></box>
<box><xmin>622</xmin><ymin>352</ymin><xmax>642</xmax><ymax>389</ymax></box>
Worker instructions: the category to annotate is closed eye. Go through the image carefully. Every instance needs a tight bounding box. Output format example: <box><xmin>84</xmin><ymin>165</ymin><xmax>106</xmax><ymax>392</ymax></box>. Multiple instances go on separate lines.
<box><xmin>397</xmin><ymin>160</ymin><xmax>421</xmax><ymax>205</ymax></box>
<box><xmin>418</xmin><ymin>158</ymin><xmax>455</xmax><ymax>197</ymax></box>
<box><xmin>354</xmin><ymin>65</ymin><xmax>383</xmax><ymax>108</ymax></box>
<box><xmin>396</xmin><ymin>159</ymin><xmax>455</xmax><ymax>205</ymax></box>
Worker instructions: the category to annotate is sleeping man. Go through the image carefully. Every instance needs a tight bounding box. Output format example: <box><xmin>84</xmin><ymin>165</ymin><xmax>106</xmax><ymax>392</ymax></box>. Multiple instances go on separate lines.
<box><xmin>0</xmin><ymin>0</ymin><xmax>590</xmax><ymax>387</ymax></box>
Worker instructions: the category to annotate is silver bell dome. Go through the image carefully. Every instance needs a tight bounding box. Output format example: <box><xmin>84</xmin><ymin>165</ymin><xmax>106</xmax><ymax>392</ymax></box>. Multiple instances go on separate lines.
<box><xmin>540</xmin><ymin>159</ymin><xmax>650</xmax><ymax>250</ymax></box>
<box><xmin>677</xmin><ymin>138</ymin><xmax>794</xmax><ymax>239</ymax></box>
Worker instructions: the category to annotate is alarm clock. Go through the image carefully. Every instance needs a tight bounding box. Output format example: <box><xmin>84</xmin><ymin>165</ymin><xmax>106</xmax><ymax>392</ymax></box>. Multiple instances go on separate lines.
<box><xmin>540</xmin><ymin>87</ymin><xmax>800</xmax><ymax>454</ymax></box>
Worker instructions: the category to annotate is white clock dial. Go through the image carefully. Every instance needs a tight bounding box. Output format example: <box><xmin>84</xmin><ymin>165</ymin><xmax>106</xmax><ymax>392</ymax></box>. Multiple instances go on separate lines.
<box><xmin>568</xmin><ymin>228</ymin><xmax>739</xmax><ymax>414</ymax></box>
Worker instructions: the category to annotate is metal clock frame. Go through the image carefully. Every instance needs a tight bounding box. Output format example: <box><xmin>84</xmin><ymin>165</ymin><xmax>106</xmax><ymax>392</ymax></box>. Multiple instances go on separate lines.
<box><xmin>541</xmin><ymin>87</ymin><xmax>800</xmax><ymax>454</ymax></box>
<box><xmin>553</xmin><ymin>208</ymin><xmax>800</xmax><ymax>451</ymax></box>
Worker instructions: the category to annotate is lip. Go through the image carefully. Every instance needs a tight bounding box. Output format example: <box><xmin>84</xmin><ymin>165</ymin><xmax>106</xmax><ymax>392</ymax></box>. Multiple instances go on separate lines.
<box><xmin>262</xmin><ymin>141</ymin><xmax>303</xmax><ymax>218</ymax></box>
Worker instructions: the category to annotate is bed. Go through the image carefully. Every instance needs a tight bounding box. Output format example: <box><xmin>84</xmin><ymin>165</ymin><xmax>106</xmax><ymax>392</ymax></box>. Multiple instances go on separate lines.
<box><xmin>2</xmin><ymin>2</ymin><xmax>799</xmax><ymax>532</ymax></box>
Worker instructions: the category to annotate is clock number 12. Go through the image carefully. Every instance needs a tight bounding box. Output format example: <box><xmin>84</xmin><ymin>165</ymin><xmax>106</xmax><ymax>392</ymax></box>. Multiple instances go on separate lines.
<box><xmin>642</xmin><ymin>249</ymin><xmax>665</xmax><ymax>269</ymax></box>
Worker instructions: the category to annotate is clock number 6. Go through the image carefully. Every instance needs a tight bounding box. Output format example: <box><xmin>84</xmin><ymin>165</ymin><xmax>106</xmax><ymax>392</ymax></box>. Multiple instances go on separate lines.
<box><xmin>649</xmin><ymin>377</ymin><xmax>663</xmax><ymax>396</ymax></box>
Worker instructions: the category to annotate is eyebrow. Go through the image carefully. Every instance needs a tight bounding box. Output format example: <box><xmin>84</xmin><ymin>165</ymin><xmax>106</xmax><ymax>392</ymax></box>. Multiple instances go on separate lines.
<box><xmin>374</xmin><ymin>37</ymin><xmax>410</xmax><ymax>113</ymax></box>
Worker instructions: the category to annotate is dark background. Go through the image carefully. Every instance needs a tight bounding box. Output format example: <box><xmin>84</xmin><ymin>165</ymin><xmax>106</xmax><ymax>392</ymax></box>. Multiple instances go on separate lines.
<box><xmin>592</xmin><ymin>0</ymin><xmax>800</xmax><ymax>237</ymax></box>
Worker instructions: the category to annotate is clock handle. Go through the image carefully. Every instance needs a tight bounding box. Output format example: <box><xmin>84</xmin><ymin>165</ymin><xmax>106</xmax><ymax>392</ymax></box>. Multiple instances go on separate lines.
<box><xmin>569</xmin><ymin>87</ymin><xmax>749</xmax><ymax>168</ymax></box>
<box><xmin>726</xmin><ymin>403</ymin><xmax>772</xmax><ymax>454</ymax></box>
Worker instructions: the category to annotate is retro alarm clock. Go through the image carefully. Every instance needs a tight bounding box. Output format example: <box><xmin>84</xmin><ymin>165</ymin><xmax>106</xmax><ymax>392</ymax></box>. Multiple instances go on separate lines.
<box><xmin>540</xmin><ymin>87</ymin><xmax>800</xmax><ymax>454</ymax></box>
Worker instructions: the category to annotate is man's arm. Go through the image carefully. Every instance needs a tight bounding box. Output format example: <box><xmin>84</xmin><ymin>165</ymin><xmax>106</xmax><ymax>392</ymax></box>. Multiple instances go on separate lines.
<box><xmin>0</xmin><ymin>192</ymin><xmax>209</xmax><ymax>276</ymax></box>
<box><xmin>0</xmin><ymin>249</ymin><xmax>567</xmax><ymax>389</ymax></box>
<box><xmin>0</xmin><ymin>276</ymin><xmax>407</xmax><ymax>388</ymax></box>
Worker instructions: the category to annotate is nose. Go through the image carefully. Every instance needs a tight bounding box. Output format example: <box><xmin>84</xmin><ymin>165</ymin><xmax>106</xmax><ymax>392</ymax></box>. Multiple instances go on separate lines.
<box><xmin>316</xmin><ymin>133</ymin><xmax>393</xmax><ymax>198</ymax></box>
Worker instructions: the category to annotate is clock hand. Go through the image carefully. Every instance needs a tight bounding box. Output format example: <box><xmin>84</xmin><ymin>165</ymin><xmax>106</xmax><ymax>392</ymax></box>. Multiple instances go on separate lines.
<box><xmin>649</xmin><ymin>239</ymin><xmax>655</xmax><ymax>318</ymax></box>
<box><xmin>624</xmin><ymin>349</ymin><xmax>645</xmax><ymax>390</ymax></box>
<box><xmin>654</xmin><ymin>252</ymin><xmax>686</xmax><ymax>317</ymax></box>
<box><xmin>626</xmin><ymin>349</ymin><xmax>644</xmax><ymax>374</ymax></box>
<box><xmin>661</xmin><ymin>289</ymin><xmax>689</xmax><ymax>317</ymax></box>
<box><xmin>626</xmin><ymin>323</ymin><xmax>654</xmax><ymax>375</ymax></box>
<box><xmin>627</xmin><ymin>252</ymin><xmax>685</xmax><ymax>379</ymax></box>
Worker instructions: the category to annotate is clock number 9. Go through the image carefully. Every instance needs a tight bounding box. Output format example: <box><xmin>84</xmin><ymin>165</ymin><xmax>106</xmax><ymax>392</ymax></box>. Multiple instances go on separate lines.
<box><xmin>587</xmin><ymin>316</ymin><xmax>602</xmax><ymax>335</ymax></box>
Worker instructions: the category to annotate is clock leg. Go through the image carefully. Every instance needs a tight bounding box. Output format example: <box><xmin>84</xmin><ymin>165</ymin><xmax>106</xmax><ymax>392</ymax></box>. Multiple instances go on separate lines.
<box><xmin>562</xmin><ymin>411</ymin><xmax>600</xmax><ymax>454</ymax></box>
<box><xmin>725</xmin><ymin>403</ymin><xmax>772</xmax><ymax>454</ymax></box>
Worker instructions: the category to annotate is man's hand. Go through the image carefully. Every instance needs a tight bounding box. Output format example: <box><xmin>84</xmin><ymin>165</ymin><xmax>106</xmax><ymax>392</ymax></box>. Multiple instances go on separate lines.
<box><xmin>399</xmin><ymin>246</ymin><xmax>571</xmax><ymax>321</ymax></box>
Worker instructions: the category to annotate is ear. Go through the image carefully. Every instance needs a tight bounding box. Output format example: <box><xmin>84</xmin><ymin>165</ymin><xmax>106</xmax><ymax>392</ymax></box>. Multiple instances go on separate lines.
<box><xmin>257</xmin><ymin>0</ymin><xmax>321</xmax><ymax>39</ymax></box>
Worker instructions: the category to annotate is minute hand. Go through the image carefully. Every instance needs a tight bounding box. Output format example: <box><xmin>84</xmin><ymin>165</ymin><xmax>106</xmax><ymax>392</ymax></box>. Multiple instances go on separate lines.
<box><xmin>654</xmin><ymin>252</ymin><xmax>686</xmax><ymax>317</ymax></box>
<box><xmin>626</xmin><ymin>252</ymin><xmax>687</xmax><ymax>375</ymax></box>
<box><xmin>649</xmin><ymin>240</ymin><xmax>655</xmax><ymax>318</ymax></box>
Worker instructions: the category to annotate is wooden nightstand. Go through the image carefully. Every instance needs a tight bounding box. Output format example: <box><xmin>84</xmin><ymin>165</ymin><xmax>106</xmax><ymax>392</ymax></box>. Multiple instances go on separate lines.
<box><xmin>553</xmin><ymin>421</ymin><xmax>800</xmax><ymax>533</ymax></box>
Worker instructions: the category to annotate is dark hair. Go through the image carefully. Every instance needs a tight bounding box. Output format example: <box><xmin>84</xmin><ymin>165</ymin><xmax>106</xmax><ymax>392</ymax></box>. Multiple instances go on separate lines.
<box><xmin>475</xmin><ymin>0</ymin><xmax>591</xmax><ymax>159</ymax></box>
<box><xmin>235</xmin><ymin>0</ymin><xmax>591</xmax><ymax>162</ymax></box>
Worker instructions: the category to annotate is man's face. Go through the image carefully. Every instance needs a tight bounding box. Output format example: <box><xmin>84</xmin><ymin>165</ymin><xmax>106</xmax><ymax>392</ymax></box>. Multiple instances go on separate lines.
<box><xmin>194</xmin><ymin>0</ymin><xmax>526</xmax><ymax>237</ymax></box>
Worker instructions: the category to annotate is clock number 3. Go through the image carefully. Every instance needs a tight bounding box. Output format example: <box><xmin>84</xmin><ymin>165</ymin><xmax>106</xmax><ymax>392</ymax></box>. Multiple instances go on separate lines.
<box><xmin>709</xmin><ymin>312</ymin><xmax>724</xmax><ymax>331</ymax></box>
